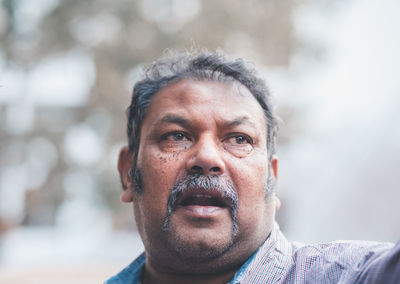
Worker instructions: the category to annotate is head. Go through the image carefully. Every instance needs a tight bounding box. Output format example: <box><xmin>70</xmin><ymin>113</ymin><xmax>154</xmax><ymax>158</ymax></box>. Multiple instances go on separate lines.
<box><xmin>118</xmin><ymin>50</ymin><xmax>279</xmax><ymax>275</ymax></box>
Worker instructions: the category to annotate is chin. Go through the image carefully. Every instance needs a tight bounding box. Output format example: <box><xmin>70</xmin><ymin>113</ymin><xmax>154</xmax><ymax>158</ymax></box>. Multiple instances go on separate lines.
<box><xmin>165</xmin><ymin>225</ymin><xmax>236</xmax><ymax>264</ymax></box>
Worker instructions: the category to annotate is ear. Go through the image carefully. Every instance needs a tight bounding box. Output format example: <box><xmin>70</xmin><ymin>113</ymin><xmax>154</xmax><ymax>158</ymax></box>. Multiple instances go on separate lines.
<box><xmin>118</xmin><ymin>146</ymin><xmax>134</xmax><ymax>203</ymax></box>
<box><xmin>275</xmin><ymin>195</ymin><xmax>281</xmax><ymax>211</ymax></box>
<box><xmin>270</xmin><ymin>155</ymin><xmax>278</xmax><ymax>180</ymax></box>
<box><xmin>270</xmin><ymin>156</ymin><xmax>280</xmax><ymax>211</ymax></box>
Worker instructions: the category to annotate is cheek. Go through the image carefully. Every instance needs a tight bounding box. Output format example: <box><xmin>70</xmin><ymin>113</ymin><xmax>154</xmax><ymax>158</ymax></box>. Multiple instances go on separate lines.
<box><xmin>137</xmin><ymin>146</ymin><xmax>187</xmax><ymax>209</ymax></box>
<box><xmin>137</xmin><ymin>143</ymin><xmax>186</xmax><ymax>183</ymax></box>
<box><xmin>235</xmin><ymin>170</ymin><xmax>273</xmax><ymax>237</ymax></box>
<box><xmin>236</xmin><ymin>176</ymin><xmax>267</xmax><ymax>217</ymax></box>
<box><xmin>231</xmin><ymin>154</ymin><xmax>268</xmax><ymax>195</ymax></box>
<box><xmin>231</xmin><ymin>157</ymin><xmax>269</xmax><ymax>219</ymax></box>
<box><xmin>138</xmin><ymin>144</ymin><xmax>186</xmax><ymax>175</ymax></box>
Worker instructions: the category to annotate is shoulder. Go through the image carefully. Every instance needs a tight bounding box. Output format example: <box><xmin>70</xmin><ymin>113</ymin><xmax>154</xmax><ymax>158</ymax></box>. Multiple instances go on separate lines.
<box><xmin>356</xmin><ymin>240</ymin><xmax>400</xmax><ymax>283</ymax></box>
<box><xmin>241</xmin><ymin>224</ymin><xmax>398</xmax><ymax>283</ymax></box>
<box><xmin>287</xmin><ymin>240</ymin><xmax>395</xmax><ymax>282</ymax></box>
<box><xmin>292</xmin><ymin>239</ymin><xmax>393</xmax><ymax>264</ymax></box>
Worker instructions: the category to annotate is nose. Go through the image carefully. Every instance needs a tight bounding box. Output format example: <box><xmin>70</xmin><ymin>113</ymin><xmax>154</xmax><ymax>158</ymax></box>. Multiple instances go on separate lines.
<box><xmin>186</xmin><ymin>134</ymin><xmax>226</xmax><ymax>176</ymax></box>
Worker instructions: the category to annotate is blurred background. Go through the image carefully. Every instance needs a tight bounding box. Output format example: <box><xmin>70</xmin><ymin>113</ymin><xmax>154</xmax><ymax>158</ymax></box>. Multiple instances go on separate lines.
<box><xmin>0</xmin><ymin>0</ymin><xmax>399</xmax><ymax>282</ymax></box>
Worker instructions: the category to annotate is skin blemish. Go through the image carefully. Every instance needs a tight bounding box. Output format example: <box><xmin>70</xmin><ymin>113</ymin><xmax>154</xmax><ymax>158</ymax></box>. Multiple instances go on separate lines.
<box><xmin>157</xmin><ymin>154</ymin><xmax>169</xmax><ymax>164</ymax></box>
<box><xmin>172</xmin><ymin>150</ymin><xmax>186</xmax><ymax>159</ymax></box>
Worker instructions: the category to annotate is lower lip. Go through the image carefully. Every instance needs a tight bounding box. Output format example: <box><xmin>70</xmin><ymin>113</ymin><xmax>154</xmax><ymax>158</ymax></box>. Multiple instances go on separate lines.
<box><xmin>178</xmin><ymin>205</ymin><xmax>226</xmax><ymax>218</ymax></box>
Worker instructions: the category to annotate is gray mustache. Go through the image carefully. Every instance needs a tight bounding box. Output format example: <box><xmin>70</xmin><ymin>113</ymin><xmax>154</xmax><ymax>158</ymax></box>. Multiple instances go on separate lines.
<box><xmin>162</xmin><ymin>173</ymin><xmax>239</xmax><ymax>234</ymax></box>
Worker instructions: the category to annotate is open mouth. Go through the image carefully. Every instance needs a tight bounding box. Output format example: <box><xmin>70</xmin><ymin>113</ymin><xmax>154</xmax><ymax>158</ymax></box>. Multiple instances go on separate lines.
<box><xmin>181</xmin><ymin>195</ymin><xmax>226</xmax><ymax>207</ymax></box>
<box><xmin>178</xmin><ymin>189</ymin><xmax>228</xmax><ymax>209</ymax></box>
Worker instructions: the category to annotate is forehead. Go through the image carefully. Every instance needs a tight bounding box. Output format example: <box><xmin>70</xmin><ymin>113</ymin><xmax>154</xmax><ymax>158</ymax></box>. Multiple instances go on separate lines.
<box><xmin>143</xmin><ymin>79</ymin><xmax>267</xmax><ymax>132</ymax></box>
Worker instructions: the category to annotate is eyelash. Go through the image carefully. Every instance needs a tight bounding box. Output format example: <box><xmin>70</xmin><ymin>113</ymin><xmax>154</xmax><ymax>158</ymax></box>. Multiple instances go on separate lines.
<box><xmin>160</xmin><ymin>131</ymin><xmax>191</xmax><ymax>141</ymax></box>
<box><xmin>226</xmin><ymin>133</ymin><xmax>254</xmax><ymax>144</ymax></box>
<box><xmin>160</xmin><ymin>132</ymin><xmax>253</xmax><ymax>144</ymax></box>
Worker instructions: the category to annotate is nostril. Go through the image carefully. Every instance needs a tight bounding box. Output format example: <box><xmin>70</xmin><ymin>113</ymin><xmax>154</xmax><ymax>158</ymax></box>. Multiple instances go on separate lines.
<box><xmin>191</xmin><ymin>166</ymin><xmax>203</xmax><ymax>173</ymax></box>
<box><xmin>210</xmin><ymin>166</ymin><xmax>221</xmax><ymax>173</ymax></box>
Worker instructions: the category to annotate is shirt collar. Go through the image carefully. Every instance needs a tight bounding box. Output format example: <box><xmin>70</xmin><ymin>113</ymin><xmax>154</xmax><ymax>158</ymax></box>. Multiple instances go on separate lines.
<box><xmin>237</xmin><ymin>222</ymin><xmax>293</xmax><ymax>283</ymax></box>
<box><xmin>104</xmin><ymin>253</ymin><xmax>145</xmax><ymax>284</ymax></box>
<box><xmin>105</xmin><ymin>222</ymin><xmax>288</xmax><ymax>284</ymax></box>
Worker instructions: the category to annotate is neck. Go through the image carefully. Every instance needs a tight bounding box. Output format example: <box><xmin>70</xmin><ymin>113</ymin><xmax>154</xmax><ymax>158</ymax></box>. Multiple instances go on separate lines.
<box><xmin>142</xmin><ymin>262</ymin><xmax>238</xmax><ymax>284</ymax></box>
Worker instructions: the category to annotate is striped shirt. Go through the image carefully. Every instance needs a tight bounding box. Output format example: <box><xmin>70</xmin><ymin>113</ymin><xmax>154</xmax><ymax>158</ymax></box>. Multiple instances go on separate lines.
<box><xmin>105</xmin><ymin>223</ymin><xmax>399</xmax><ymax>283</ymax></box>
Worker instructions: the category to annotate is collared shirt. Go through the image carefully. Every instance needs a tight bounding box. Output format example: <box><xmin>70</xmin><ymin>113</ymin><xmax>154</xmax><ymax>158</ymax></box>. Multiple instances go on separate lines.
<box><xmin>105</xmin><ymin>223</ymin><xmax>398</xmax><ymax>283</ymax></box>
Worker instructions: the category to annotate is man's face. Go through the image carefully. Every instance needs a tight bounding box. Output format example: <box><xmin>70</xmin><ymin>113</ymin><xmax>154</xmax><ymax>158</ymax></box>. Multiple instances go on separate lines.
<box><xmin>119</xmin><ymin>79</ymin><xmax>278</xmax><ymax>274</ymax></box>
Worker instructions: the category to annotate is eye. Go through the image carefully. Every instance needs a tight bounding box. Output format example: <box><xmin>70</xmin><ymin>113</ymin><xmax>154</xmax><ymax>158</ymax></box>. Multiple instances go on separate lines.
<box><xmin>232</xmin><ymin>135</ymin><xmax>250</xmax><ymax>145</ymax></box>
<box><xmin>173</xmin><ymin>133</ymin><xmax>185</xmax><ymax>141</ymax></box>
<box><xmin>223</xmin><ymin>133</ymin><xmax>254</xmax><ymax>157</ymax></box>
<box><xmin>159</xmin><ymin>131</ymin><xmax>192</xmax><ymax>152</ymax></box>
<box><xmin>226</xmin><ymin>134</ymin><xmax>253</xmax><ymax>145</ymax></box>
<box><xmin>162</xmin><ymin>132</ymin><xmax>190</xmax><ymax>142</ymax></box>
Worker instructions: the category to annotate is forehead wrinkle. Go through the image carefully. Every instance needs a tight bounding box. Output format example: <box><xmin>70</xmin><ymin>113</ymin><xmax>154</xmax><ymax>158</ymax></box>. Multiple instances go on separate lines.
<box><xmin>145</xmin><ymin>81</ymin><xmax>266</xmax><ymax>135</ymax></box>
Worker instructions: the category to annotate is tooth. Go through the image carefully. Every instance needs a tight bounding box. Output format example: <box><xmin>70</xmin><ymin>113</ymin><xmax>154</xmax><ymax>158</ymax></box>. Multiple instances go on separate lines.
<box><xmin>192</xmin><ymin>195</ymin><xmax>212</xmax><ymax>198</ymax></box>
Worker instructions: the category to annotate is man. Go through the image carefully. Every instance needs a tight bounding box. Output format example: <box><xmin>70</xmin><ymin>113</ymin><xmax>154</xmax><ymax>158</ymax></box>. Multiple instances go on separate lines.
<box><xmin>106</xmin><ymin>51</ymin><xmax>399</xmax><ymax>283</ymax></box>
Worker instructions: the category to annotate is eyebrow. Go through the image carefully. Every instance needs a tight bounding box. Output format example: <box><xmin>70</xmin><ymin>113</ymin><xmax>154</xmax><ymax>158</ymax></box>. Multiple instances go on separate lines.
<box><xmin>155</xmin><ymin>114</ymin><xmax>192</xmax><ymax>128</ymax></box>
<box><xmin>223</xmin><ymin>116</ymin><xmax>256</xmax><ymax>129</ymax></box>
<box><xmin>153</xmin><ymin>114</ymin><xmax>257</xmax><ymax>131</ymax></box>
